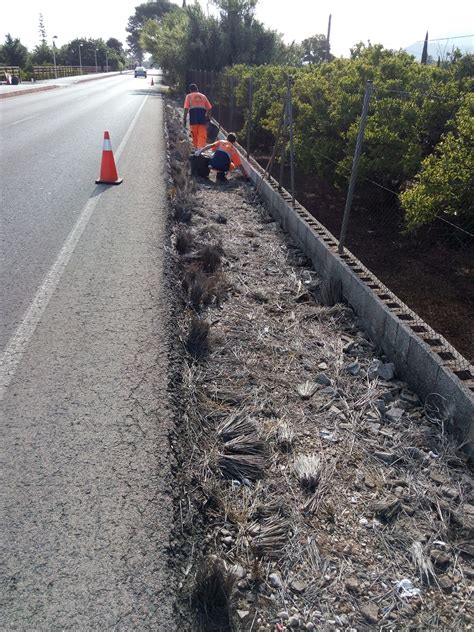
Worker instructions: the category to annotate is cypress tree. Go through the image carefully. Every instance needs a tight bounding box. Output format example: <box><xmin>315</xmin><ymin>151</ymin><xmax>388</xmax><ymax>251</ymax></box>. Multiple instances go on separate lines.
<box><xmin>421</xmin><ymin>31</ymin><xmax>428</xmax><ymax>64</ymax></box>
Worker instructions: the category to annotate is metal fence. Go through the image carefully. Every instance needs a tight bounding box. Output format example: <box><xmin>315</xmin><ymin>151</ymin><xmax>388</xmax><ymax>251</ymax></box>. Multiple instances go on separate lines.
<box><xmin>186</xmin><ymin>68</ymin><xmax>474</xmax><ymax>376</ymax></box>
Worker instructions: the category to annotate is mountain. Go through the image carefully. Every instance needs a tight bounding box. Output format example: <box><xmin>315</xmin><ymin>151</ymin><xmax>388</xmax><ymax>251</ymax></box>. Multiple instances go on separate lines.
<box><xmin>405</xmin><ymin>35</ymin><xmax>473</xmax><ymax>61</ymax></box>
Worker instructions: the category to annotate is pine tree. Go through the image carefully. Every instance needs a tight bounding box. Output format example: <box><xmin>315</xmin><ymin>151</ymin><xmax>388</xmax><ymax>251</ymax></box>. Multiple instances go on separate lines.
<box><xmin>421</xmin><ymin>31</ymin><xmax>428</xmax><ymax>64</ymax></box>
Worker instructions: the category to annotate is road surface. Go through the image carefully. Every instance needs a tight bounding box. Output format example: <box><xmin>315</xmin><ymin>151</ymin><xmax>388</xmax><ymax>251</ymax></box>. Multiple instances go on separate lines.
<box><xmin>0</xmin><ymin>74</ymin><xmax>176</xmax><ymax>629</ymax></box>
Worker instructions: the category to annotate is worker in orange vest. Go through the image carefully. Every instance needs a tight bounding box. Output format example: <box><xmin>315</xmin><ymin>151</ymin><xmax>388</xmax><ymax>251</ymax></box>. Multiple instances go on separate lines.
<box><xmin>197</xmin><ymin>133</ymin><xmax>248</xmax><ymax>181</ymax></box>
<box><xmin>183</xmin><ymin>84</ymin><xmax>212</xmax><ymax>149</ymax></box>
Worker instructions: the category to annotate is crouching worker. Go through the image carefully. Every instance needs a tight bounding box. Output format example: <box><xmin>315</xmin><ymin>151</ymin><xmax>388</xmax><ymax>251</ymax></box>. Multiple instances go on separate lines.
<box><xmin>183</xmin><ymin>84</ymin><xmax>212</xmax><ymax>149</ymax></box>
<box><xmin>198</xmin><ymin>134</ymin><xmax>248</xmax><ymax>181</ymax></box>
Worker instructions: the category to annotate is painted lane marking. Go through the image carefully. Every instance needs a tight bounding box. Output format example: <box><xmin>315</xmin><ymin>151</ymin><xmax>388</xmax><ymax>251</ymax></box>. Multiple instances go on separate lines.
<box><xmin>0</xmin><ymin>95</ymin><xmax>149</xmax><ymax>401</ymax></box>
<box><xmin>10</xmin><ymin>114</ymin><xmax>39</xmax><ymax>126</ymax></box>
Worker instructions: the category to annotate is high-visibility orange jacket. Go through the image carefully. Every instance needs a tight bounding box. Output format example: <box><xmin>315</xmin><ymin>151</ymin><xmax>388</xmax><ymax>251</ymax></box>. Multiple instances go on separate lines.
<box><xmin>184</xmin><ymin>92</ymin><xmax>212</xmax><ymax>125</ymax></box>
<box><xmin>208</xmin><ymin>140</ymin><xmax>241</xmax><ymax>171</ymax></box>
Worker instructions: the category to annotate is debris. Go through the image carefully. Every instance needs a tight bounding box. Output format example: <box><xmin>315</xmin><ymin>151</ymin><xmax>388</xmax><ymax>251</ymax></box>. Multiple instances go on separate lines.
<box><xmin>396</xmin><ymin>578</ymin><xmax>421</xmax><ymax>598</ymax></box>
<box><xmin>237</xmin><ymin>609</ymin><xmax>250</xmax><ymax>620</ymax></box>
<box><xmin>294</xmin><ymin>454</ymin><xmax>322</xmax><ymax>491</ymax></box>
<box><xmin>297</xmin><ymin>381</ymin><xmax>318</xmax><ymax>400</ymax></box>
<box><xmin>320</xmin><ymin>429</ymin><xmax>338</xmax><ymax>443</ymax></box>
<box><xmin>437</xmin><ymin>575</ymin><xmax>454</xmax><ymax>593</ymax></box>
<box><xmin>345</xmin><ymin>577</ymin><xmax>360</xmax><ymax>593</ymax></box>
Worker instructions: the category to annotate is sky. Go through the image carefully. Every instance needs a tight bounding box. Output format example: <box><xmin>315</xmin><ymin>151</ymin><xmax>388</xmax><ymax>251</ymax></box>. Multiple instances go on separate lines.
<box><xmin>2</xmin><ymin>0</ymin><xmax>473</xmax><ymax>58</ymax></box>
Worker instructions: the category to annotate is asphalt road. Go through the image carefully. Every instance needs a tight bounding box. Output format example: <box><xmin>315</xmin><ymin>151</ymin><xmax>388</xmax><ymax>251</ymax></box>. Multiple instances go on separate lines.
<box><xmin>0</xmin><ymin>74</ymin><xmax>177</xmax><ymax>629</ymax></box>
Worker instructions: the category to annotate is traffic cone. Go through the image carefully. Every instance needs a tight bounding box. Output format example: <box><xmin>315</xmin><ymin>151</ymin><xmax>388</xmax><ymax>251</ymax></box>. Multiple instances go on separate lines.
<box><xmin>151</xmin><ymin>77</ymin><xmax>154</xmax><ymax>86</ymax></box>
<box><xmin>95</xmin><ymin>131</ymin><xmax>123</xmax><ymax>185</ymax></box>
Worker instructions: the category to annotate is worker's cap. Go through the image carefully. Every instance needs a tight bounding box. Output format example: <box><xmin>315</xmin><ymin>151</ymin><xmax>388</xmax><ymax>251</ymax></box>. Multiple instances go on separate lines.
<box><xmin>189</xmin><ymin>83</ymin><xmax>198</xmax><ymax>91</ymax></box>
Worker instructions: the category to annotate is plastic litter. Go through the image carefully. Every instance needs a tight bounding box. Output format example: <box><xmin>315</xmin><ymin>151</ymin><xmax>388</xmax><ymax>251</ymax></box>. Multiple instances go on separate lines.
<box><xmin>396</xmin><ymin>578</ymin><xmax>421</xmax><ymax>598</ymax></box>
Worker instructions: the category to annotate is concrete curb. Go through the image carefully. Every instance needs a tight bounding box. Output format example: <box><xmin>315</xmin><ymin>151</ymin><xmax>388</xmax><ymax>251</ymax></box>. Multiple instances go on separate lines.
<box><xmin>214</xmin><ymin>124</ymin><xmax>474</xmax><ymax>456</ymax></box>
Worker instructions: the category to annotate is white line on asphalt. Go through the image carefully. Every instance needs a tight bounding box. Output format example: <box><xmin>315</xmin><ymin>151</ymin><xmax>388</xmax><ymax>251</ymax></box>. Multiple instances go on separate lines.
<box><xmin>0</xmin><ymin>95</ymin><xmax>149</xmax><ymax>401</ymax></box>
<box><xmin>10</xmin><ymin>114</ymin><xmax>39</xmax><ymax>126</ymax></box>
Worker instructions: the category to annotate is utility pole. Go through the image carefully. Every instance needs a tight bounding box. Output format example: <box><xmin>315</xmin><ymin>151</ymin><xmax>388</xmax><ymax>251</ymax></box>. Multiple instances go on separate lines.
<box><xmin>338</xmin><ymin>80</ymin><xmax>373</xmax><ymax>254</ymax></box>
<box><xmin>52</xmin><ymin>35</ymin><xmax>58</xmax><ymax>79</ymax></box>
<box><xmin>95</xmin><ymin>48</ymin><xmax>98</xmax><ymax>73</ymax></box>
<box><xmin>105</xmin><ymin>50</ymin><xmax>109</xmax><ymax>73</ymax></box>
<box><xmin>78</xmin><ymin>43</ymin><xmax>83</xmax><ymax>75</ymax></box>
<box><xmin>326</xmin><ymin>14</ymin><xmax>332</xmax><ymax>61</ymax></box>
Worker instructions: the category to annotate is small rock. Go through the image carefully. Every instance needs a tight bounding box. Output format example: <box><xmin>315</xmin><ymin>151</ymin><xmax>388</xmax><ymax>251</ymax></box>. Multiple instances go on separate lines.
<box><xmin>269</xmin><ymin>572</ymin><xmax>283</xmax><ymax>589</ymax></box>
<box><xmin>373</xmin><ymin>451</ymin><xmax>397</xmax><ymax>465</ymax></box>
<box><xmin>437</xmin><ymin>575</ymin><xmax>453</xmax><ymax>593</ymax></box>
<box><xmin>377</xmin><ymin>362</ymin><xmax>395</xmax><ymax>381</ymax></box>
<box><xmin>345</xmin><ymin>576</ymin><xmax>360</xmax><ymax>593</ymax></box>
<box><xmin>399</xmin><ymin>388</ymin><xmax>420</xmax><ymax>408</ymax></box>
<box><xmin>237</xmin><ymin>610</ymin><xmax>250</xmax><ymax>620</ymax></box>
<box><xmin>346</xmin><ymin>361</ymin><xmax>360</xmax><ymax>376</ymax></box>
<box><xmin>430</xmin><ymin>550</ymin><xmax>451</xmax><ymax>569</ymax></box>
<box><xmin>305</xmin><ymin>624</ymin><xmax>315</xmax><ymax>631</ymax></box>
<box><xmin>277</xmin><ymin>610</ymin><xmax>289</xmax><ymax>621</ymax></box>
<box><xmin>315</xmin><ymin>372</ymin><xmax>331</xmax><ymax>386</ymax></box>
<box><xmin>385</xmin><ymin>406</ymin><xmax>404</xmax><ymax>423</ymax></box>
<box><xmin>290</xmin><ymin>579</ymin><xmax>306</xmax><ymax>594</ymax></box>
<box><xmin>221</xmin><ymin>536</ymin><xmax>233</xmax><ymax>545</ymax></box>
<box><xmin>318</xmin><ymin>362</ymin><xmax>328</xmax><ymax>370</ymax></box>
<box><xmin>360</xmin><ymin>602</ymin><xmax>379</xmax><ymax>624</ymax></box>
<box><xmin>288</xmin><ymin>615</ymin><xmax>301</xmax><ymax>628</ymax></box>
<box><xmin>231</xmin><ymin>564</ymin><xmax>246</xmax><ymax>580</ymax></box>
<box><xmin>430</xmin><ymin>470</ymin><xmax>448</xmax><ymax>485</ymax></box>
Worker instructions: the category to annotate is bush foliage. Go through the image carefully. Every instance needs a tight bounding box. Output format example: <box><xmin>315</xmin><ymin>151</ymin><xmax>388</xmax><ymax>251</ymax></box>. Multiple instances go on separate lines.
<box><xmin>216</xmin><ymin>46</ymin><xmax>473</xmax><ymax>231</ymax></box>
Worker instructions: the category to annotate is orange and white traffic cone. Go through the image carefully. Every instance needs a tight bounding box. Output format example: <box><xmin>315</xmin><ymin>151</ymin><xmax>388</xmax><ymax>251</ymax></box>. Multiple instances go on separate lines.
<box><xmin>95</xmin><ymin>131</ymin><xmax>123</xmax><ymax>185</ymax></box>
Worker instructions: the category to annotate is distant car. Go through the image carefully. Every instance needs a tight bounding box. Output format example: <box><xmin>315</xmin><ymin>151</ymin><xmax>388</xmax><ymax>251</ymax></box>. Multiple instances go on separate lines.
<box><xmin>134</xmin><ymin>66</ymin><xmax>147</xmax><ymax>78</ymax></box>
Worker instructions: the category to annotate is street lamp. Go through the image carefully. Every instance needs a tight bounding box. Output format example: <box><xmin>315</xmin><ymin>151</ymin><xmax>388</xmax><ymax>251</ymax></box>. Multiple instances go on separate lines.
<box><xmin>78</xmin><ymin>43</ymin><xmax>83</xmax><ymax>75</ymax></box>
<box><xmin>52</xmin><ymin>35</ymin><xmax>58</xmax><ymax>79</ymax></box>
<box><xmin>94</xmin><ymin>48</ymin><xmax>98</xmax><ymax>73</ymax></box>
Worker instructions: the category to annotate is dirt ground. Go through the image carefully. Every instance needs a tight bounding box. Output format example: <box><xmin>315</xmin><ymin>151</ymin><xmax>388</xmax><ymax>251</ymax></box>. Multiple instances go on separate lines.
<box><xmin>165</xmin><ymin>103</ymin><xmax>473</xmax><ymax>632</ymax></box>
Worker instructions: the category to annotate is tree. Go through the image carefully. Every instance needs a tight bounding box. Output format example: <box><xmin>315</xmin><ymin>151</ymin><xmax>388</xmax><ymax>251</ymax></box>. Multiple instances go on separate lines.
<box><xmin>106</xmin><ymin>38</ymin><xmax>124</xmax><ymax>54</ymax></box>
<box><xmin>421</xmin><ymin>31</ymin><xmax>428</xmax><ymax>64</ymax></box>
<box><xmin>141</xmin><ymin>10</ymin><xmax>188</xmax><ymax>83</ymax></box>
<box><xmin>301</xmin><ymin>34</ymin><xmax>332</xmax><ymax>64</ymax></box>
<box><xmin>126</xmin><ymin>1</ymin><xmax>175</xmax><ymax>62</ymax></box>
<box><xmin>1</xmin><ymin>34</ymin><xmax>29</xmax><ymax>67</ymax></box>
<box><xmin>38</xmin><ymin>13</ymin><xmax>47</xmax><ymax>45</ymax></box>
<box><xmin>400</xmin><ymin>94</ymin><xmax>474</xmax><ymax>230</ymax></box>
<box><xmin>31</xmin><ymin>43</ymin><xmax>53</xmax><ymax>65</ymax></box>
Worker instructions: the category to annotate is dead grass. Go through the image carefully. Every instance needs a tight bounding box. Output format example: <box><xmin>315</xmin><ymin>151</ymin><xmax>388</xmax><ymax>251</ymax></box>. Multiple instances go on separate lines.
<box><xmin>186</xmin><ymin>317</ymin><xmax>210</xmax><ymax>360</ymax></box>
<box><xmin>165</xmin><ymin>100</ymin><xmax>473</xmax><ymax>632</ymax></box>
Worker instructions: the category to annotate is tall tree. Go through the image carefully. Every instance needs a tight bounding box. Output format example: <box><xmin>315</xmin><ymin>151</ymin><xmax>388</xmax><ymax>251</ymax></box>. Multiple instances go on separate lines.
<box><xmin>126</xmin><ymin>1</ymin><xmax>175</xmax><ymax>62</ymax></box>
<box><xmin>421</xmin><ymin>31</ymin><xmax>428</xmax><ymax>64</ymax></box>
<box><xmin>1</xmin><ymin>33</ymin><xmax>29</xmax><ymax>67</ymax></box>
<box><xmin>38</xmin><ymin>13</ymin><xmax>47</xmax><ymax>45</ymax></box>
<box><xmin>301</xmin><ymin>34</ymin><xmax>333</xmax><ymax>64</ymax></box>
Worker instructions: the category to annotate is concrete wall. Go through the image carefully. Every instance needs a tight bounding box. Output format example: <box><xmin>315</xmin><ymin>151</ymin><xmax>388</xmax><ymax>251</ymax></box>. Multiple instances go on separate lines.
<box><xmin>215</xmin><ymin>128</ymin><xmax>474</xmax><ymax>455</ymax></box>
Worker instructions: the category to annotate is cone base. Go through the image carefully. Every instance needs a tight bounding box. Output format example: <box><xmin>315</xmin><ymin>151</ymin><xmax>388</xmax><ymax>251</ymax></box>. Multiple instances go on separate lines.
<box><xmin>95</xmin><ymin>177</ymin><xmax>123</xmax><ymax>185</ymax></box>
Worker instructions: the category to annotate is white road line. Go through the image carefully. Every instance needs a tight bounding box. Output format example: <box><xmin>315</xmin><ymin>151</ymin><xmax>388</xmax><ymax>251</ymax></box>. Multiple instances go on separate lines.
<box><xmin>10</xmin><ymin>114</ymin><xmax>39</xmax><ymax>126</ymax></box>
<box><xmin>0</xmin><ymin>95</ymin><xmax>149</xmax><ymax>401</ymax></box>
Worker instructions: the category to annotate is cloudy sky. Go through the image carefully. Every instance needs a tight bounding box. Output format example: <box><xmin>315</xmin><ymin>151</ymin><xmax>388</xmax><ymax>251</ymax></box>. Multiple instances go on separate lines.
<box><xmin>2</xmin><ymin>0</ymin><xmax>473</xmax><ymax>57</ymax></box>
